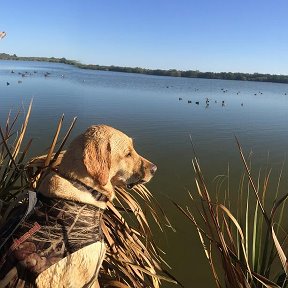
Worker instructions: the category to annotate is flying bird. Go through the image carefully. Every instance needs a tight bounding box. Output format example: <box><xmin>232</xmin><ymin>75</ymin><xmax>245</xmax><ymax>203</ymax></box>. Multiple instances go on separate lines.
<box><xmin>0</xmin><ymin>32</ymin><xmax>7</xmax><ymax>40</ymax></box>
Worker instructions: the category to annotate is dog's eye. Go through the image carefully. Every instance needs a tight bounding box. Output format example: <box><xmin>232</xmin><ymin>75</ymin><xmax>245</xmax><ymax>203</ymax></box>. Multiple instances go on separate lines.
<box><xmin>126</xmin><ymin>152</ymin><xmax>132</xmax><ymax>157</ymax></box>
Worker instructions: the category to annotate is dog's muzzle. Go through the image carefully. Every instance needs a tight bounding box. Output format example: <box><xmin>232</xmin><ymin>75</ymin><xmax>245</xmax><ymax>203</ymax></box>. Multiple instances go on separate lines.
<box><xmin>126</xmin><ymin>164</ymin><xmax>157</xmax><ymax>189</ymax></box>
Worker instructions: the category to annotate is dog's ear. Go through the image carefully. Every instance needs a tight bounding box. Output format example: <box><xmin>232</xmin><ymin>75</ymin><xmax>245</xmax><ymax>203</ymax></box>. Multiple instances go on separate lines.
<box><xmin>83</xmin><ymin>139</ymin><xmax>111</xmax><ymax>186</ymax></box>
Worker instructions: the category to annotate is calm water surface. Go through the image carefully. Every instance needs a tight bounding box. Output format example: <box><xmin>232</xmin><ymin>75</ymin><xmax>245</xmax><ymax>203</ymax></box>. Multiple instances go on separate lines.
<box><xmin>1</xmin><ymin>60</ymin><xmax>288</xmax><ymax>287</ymax></box>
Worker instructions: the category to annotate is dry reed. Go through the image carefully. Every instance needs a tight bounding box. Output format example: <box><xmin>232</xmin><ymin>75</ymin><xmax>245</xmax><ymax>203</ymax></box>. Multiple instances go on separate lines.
<box><xmin>175</xmin><ymin>138</ymin><xmax>288</xmax><ymax>288</ymax></box>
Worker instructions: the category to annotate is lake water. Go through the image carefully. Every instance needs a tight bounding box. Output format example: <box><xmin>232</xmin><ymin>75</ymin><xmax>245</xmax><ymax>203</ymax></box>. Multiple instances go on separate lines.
<box><xmin>1</xmin><ymin>60</ymin><xmax>288</xmax><ymax>287</ymax></box>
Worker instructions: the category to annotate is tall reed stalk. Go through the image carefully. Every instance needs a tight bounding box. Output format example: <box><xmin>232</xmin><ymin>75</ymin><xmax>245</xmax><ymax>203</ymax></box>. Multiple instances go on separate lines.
<box><xmin>175</xmin><ymin>138</ymin><xmax>288</xmax><ymax>288</ymax></box>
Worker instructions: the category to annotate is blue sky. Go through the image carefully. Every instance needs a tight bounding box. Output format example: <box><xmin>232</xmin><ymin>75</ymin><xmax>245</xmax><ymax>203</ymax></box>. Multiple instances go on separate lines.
<box><xmin>1</xmin><ymin>0</ymin><xmax>288</xmax><ymax>74</ymax></box>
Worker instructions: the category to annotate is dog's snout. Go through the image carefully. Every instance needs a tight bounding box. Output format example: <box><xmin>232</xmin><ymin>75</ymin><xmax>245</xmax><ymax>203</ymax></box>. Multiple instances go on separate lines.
<box><xmin>150</xmin><ymin>164</ymin><xmax>157</xmax><ymax>175</ymax></box>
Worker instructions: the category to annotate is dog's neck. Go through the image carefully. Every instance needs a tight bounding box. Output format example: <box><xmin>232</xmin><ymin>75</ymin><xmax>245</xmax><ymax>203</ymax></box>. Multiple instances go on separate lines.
<box><xmin>39</xmin><ymin>169</ymin><xmax>114</xmax><ymax>210</ymax></box>
<box><xmin>53</xmin><ymin>168</ymin><xmax>108</xmax><ymax>202</ymax></box>
<box><xmin>57</xmin><ymin>165</ymin><xmax>115</xmax><ymax>200</ymax></box>
<box><xmin>57</xmin><ymin>155</ymin><xmax>116</xmax><ymax>201</ymax></box>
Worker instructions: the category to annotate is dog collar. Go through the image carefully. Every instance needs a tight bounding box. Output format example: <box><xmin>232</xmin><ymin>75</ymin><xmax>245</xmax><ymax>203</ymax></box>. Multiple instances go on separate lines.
<box><xmin>52</xmin><ymin>168</ymin><xmax>108</xmax><ymax>202</ymax></box>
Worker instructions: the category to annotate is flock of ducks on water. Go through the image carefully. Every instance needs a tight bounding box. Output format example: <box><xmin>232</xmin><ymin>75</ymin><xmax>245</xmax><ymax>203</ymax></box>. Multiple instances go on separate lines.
<box><xmin>174</xmin><ymin>86</ymin><xmax>246</xmax><ymax>107</ymax></box>
<box><xmin>181</xmin><ymin>97</ymin><xmax>229</xmax><ymax>107</ymax></box>
<box><xmin>4</xmin><ymin>71</ymin><xmax>288</xmax><ymax>106</ymax></box>
<box><xmin>10</xmin><ymin>70</ymin><xmax>65</xmax><ymax>78</ymax></box>
<box><xmin>176</xmin><ymin>87</ymin><xmax>288</xmax><ymax>107</ymax></box>
<box><xmin>4</xmin><ymin>70</ymin><xmax>65</xmax><ymax>86</ymax></box>
<box><xmin>177</xmin><ymin>88</ymin><xmax>242</xmax><ymax>107</ymax></box>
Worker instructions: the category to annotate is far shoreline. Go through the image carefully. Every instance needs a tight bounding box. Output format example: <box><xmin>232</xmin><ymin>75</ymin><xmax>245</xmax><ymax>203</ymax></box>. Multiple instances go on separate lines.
<box><xmin>1</xmin><ymin>53</ymin><xmax>288</xmax><ymax>84</ymax></box>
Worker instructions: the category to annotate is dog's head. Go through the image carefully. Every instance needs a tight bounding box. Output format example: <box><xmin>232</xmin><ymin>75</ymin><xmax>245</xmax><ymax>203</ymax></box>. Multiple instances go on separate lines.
<box><xmin>81</xmin><ymin>125</ymin><xmax>157</xmax><ymax>190</ymax></box>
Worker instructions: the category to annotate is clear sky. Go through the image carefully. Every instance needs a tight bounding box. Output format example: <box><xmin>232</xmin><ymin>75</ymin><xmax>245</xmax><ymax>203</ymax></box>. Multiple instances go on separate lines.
<box><xmin>1</xmin><ymin>0</ymin><xmax>288</xmax><ymax>74</ymax></box>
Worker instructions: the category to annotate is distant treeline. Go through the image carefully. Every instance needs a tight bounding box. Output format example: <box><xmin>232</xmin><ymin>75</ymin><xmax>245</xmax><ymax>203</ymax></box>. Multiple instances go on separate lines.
<box><xmin>1</xmin><ymin>53</ymin><xmax>288</xmax><ymax>84</ymax></box>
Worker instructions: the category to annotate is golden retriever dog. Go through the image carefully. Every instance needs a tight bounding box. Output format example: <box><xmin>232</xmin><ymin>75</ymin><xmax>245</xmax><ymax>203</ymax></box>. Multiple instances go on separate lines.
<box><xmin>0</xmin><ymin>125</ymin><xmax>157</xmax><ymax>288</ymax></box>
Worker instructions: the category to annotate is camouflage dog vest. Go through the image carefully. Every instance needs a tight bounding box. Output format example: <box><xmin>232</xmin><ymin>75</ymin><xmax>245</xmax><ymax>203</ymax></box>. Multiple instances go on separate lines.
<box><xmin>0</xmin><ymin>192</ymin><xmax>104</xmax><ymax>287</ymax></box>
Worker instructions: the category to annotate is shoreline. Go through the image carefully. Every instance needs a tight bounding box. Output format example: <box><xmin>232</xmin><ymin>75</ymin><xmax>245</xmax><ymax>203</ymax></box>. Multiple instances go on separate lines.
<box><xmin>1</xmin><ymin>53</ymin><xmax>288</xmax><ymax>84</ymax></box>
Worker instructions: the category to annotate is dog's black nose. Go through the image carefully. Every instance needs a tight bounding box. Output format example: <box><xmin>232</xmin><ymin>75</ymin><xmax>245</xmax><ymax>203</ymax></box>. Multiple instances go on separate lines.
<box><xmin>150</xmin><ymin>164</ymin><xmax>157</xmax><ymax>175</ymax></box>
